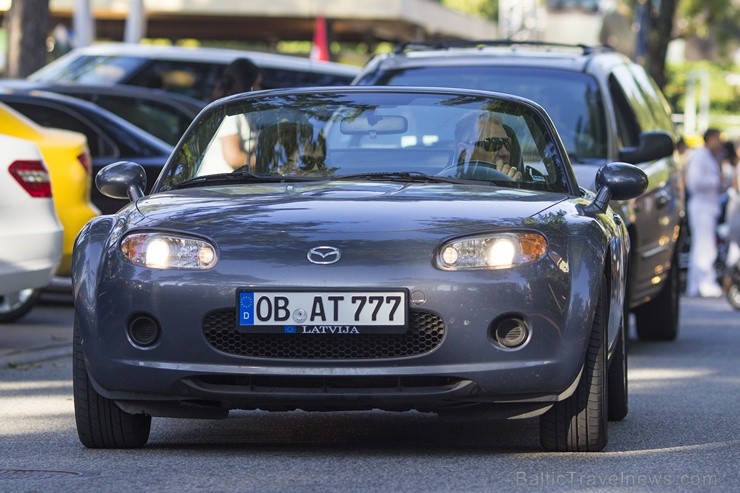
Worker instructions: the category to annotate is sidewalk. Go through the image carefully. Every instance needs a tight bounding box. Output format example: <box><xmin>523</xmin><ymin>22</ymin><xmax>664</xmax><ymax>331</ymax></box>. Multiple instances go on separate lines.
<box><xmin>0</xmin><ymin>293</ymin><xmax>74</xmax><ymax>368</ymax></box>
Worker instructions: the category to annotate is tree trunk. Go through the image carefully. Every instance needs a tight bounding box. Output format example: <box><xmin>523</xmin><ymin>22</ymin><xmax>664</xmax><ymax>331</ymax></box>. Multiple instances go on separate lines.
<box><xmin>4</xmin><ymin>0</ymin><xmax>50</xmax><ymax>78</ymax></box>
<box><xmin>646</xmin><ymin>0</ymin><xmax>678</xmax><ymax>90</ymax></box>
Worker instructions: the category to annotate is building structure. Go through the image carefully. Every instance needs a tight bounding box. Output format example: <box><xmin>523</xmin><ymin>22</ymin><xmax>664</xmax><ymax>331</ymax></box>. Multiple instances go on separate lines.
<box><xmin>1</xmin><ymin>0</ymin><xmax>499</xmax><ymax>48</ymax></box>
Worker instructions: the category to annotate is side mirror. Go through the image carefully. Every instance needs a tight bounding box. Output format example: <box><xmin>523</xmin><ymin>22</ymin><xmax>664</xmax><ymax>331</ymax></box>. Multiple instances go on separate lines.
<box><xmin>618</xmin><ymin>131</ymin><xmax>674</xmax><ymax>164</ymax></box>
<box><xmin>96</xmin><ymin>161</ymin><xmax>147</xmax><ymax>202</ymax></box>
<box><xmin>584</xmin><ymin>162</ymin><xmax>648</xmax><ymax>214</ymax></box>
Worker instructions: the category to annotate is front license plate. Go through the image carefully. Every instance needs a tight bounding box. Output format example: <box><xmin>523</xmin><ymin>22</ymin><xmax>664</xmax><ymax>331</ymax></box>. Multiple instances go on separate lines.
<box><xmin>236</xmin><ymin>289</ymin><xmax>408</xmax><ymax>334</ymax></box>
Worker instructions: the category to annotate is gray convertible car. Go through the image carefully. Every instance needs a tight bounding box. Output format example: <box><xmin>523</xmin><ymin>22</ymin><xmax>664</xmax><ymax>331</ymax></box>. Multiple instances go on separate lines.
<box><xmin>72</xmin><ymin>87</ymin><xmax>648</xmax><ymax>452</ymax></box>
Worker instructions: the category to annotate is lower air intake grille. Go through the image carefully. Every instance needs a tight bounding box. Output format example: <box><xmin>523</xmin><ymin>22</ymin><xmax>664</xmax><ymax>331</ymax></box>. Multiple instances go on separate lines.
<box><xmin>202</xmin><ymin>309</ymin><xmax>445</xmax><ymax>359</ymax></box>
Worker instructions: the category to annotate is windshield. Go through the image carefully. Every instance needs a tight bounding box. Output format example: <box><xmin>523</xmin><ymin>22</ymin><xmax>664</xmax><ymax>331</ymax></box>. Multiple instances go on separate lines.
<box><xmin>364</xmin><ymin>66</ymin><xmax>607</xmax><ymax>161</ymax></box>
<box><xmin>157</xmin><ymin>89</ymin><xmax>572</xmax><ymax>194</ymax></box>
<box><xmin>29</xmin><ymin>55</ymin><xmax>147</xmax><ymax>85</ymax></box>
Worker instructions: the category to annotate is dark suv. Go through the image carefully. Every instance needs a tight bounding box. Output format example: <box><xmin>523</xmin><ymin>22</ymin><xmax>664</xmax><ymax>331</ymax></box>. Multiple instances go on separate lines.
<box><xmin>355</xmin><ymin>40</ymin><xmax>684</xmax><ymax>341</ymax></box>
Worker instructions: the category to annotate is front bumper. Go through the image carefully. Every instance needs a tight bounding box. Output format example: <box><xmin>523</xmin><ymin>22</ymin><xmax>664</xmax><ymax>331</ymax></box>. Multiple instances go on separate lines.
<box><xmin>78</xmin><ymin>278</ymin><xmax>592</xmax><ymax>417</ymax></box>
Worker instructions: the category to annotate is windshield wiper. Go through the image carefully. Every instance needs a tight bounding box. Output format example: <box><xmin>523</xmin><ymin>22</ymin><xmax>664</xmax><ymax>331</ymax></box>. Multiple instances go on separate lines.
<box><xmin>332</xmin><ymin>171</ymin><xmax>463</xmax><ymax>184</ymax></box>
<box><xmin>175</xmin><ymin>171</ymin><xmax>320</xmax><ymax>189</ymax></box>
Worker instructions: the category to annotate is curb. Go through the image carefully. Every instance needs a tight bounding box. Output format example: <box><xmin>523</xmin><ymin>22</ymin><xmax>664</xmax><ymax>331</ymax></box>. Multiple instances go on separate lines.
<box><xmin>0</xmin><ymin>343</ymin><xmax>72</xmax><ymax>368</ymax></box>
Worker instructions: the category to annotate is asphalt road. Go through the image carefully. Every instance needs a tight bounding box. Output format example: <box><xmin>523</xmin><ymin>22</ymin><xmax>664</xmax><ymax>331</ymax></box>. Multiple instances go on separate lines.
<box><xmin>0</xmin><ymin>295</ymin><xmax>737</xmax><ymax>492</ymax></box>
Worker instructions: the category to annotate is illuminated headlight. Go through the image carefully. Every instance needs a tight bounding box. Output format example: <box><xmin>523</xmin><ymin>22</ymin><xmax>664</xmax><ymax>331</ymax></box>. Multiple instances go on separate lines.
<box><xmin>120</xmin><ymin>232</ymin><xmax>218</xmax><ymax>269</ymax></box>
<box><xmin>437</xmin><ymin>232</ymin><xmax>547</xmax><ymax>270</ymax></box>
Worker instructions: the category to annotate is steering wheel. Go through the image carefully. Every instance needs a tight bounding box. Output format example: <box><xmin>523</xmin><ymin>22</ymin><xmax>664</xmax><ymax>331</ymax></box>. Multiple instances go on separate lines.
<box><xmin>436</xmin><ymin>160</ymin><xmax>515</xmax><ymax>182</ymax></box>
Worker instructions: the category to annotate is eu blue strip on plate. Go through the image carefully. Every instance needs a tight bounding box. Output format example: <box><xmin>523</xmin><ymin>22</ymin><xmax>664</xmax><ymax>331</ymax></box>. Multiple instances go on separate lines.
<box><xmin>239</xmin><ymin>292</ymin><xmax>254</xmax><ymax>326</ymax></box>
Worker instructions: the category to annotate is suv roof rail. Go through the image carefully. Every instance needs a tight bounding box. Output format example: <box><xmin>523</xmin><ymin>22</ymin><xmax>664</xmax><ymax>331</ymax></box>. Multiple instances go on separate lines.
<box><xmin>393</xmin><ymin>39</ymin><xmax>615</xmax><ymax>56</ymax></box>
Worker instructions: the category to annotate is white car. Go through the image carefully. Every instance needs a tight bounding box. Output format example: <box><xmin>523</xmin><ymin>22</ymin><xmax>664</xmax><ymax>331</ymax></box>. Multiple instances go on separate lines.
<box><xmin>28</xmin><ymin>43</ymin><xmax>360</xmax><ymax>102</ymax></box>
<box><xmin>0</xmin><ymin>135</ymin><xmax>63</xmax><ymax>322</ymax></box>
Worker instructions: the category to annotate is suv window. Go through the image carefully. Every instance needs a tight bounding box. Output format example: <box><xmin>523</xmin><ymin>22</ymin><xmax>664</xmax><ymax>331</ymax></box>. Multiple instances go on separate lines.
<box><xmin>608</xmin><ymin>73</ymin><xmax>641</xmax><ymax>148</ymax></box>
<box><xmin>628</xmin><ymin>64</ymin><xmax>675</xmax><ymax>131</ymax></box>
<box><xmin>610</xmin><ymin>65</ymin><xmax>661</xmax><ymax>133</ymax></box>
<box><xmin>366</xmin><ymin>65</ymin><xmax>608</xmax><ymax>161</ymax></box>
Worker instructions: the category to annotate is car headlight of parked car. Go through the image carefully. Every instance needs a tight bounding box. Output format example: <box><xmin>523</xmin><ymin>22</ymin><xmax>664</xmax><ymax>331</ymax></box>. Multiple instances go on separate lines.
<box><xmin>437</xmin><ymin>232</ymin><xmax>547</xmax><ymax>270</ymax></box>
<box><xmin>120</xmin><ymin>232</ymin><xmax>217</xmax><ymax>269</ymax></box>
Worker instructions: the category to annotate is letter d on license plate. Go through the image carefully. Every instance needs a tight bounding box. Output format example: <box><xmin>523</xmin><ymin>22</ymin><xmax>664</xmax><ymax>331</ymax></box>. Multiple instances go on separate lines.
<box><xmin>236</xmin><ymin>289</ymin><xmax>408</xmax><ymax>334</ymax></box>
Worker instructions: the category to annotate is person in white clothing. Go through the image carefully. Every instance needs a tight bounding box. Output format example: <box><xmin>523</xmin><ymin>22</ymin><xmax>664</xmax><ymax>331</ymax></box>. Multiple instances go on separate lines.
<box><xmin>198</xmin><ymin>113</ymin><xmax>256</xmax><ymax>176</ymax></box>
<box><xmin>685</xmin><ymin>128</ymin><xmax>725</xmax><ymax>297</ymax></box>
<box><xmin>197</xmin><ymin>58</ymin><xmax>262</xmax><ymax>176</ymax></box>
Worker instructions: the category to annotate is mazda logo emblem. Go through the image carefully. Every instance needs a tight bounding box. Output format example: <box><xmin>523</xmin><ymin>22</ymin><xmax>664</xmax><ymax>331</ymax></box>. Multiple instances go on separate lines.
<box><xmin>307</xmin><ymin>246</ymin><xmax>342</xmax><ymax>265</ymax></box>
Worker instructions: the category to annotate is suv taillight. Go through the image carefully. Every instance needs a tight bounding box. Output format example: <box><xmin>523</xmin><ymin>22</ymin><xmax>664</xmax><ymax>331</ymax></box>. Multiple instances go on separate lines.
<box><xmin>9</xmin><ymin>160</ymin><xmax>52</xmax><ymax>198</ymax></box>
<box><xmin>77</xmin><ymin>151</ymin><xmax>92</xmax><ymax>175</ymax></box>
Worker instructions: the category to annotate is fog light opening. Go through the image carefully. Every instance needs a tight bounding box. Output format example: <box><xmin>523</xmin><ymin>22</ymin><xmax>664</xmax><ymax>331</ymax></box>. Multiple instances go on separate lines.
<box><xmin>128</xmin><ymin>315</ymin><xmax>161</xmax><ymax>347</ymax></box>
<box><xmin>491</xmin><ymin>317</ymin><xmax>529</xmax><ymax>350</ymax></box>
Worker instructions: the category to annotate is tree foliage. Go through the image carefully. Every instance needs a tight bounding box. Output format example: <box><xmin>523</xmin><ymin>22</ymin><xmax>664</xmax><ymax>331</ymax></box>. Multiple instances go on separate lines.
<box><xmin>628</xmin><ymin>0</ymin><xmax>737</xmax><ymax>90</ymax></box>
<box><xmin>438</xmin><ymin>0</ymin><xmax>498</xmax><ymax>21</ymax></box>
<box><xmin>663</xmin><ymin>60</ymin><xmax>739</xmax><ymax>117</ymax></box>
<box><xmin>677</xmin><ymin>0</ymin><xmax>740</xmax><ymax>53</ymax></box>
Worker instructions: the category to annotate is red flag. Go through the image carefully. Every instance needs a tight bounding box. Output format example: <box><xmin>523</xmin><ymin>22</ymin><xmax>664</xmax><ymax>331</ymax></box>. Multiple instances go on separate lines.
<box><xmin>310</xmin><ymin>15</ymin><xmax>330</xmax><ymax>62</ymax></box>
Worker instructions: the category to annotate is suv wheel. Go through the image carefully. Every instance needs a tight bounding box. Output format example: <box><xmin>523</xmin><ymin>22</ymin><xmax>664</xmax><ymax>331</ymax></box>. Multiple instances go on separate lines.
<box><xmin>634</xmin><ymin>250</ymin><xmax>679</xmax><ymax>341</ymax></box>
<box><xmin>73</xmin><ymin>321</ymin><xmax>151</xmax><ymax>448</ymax></box>
<box><xmin>540</xmin><ymin>278</ymin><xmax>608</xmax><ymax>452</ymax></box>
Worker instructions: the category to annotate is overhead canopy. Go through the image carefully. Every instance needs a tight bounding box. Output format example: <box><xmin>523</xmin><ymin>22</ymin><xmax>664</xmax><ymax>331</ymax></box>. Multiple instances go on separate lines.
<box><xmin>32</xmin><ymin>0</ymin><xmax>499</xmax><ymax>45</ymax></box>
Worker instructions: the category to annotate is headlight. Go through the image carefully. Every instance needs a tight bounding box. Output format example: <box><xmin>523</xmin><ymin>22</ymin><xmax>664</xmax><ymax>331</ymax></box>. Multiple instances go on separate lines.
<box><xmin>120</xmin><ymin>232</ymin><xmax>218</xmax><ymax>270</ymax></box>
<box><xmin>437</xmin><ymin>232</ymin><xmax>547</xmax><ymax>270</ymax></box>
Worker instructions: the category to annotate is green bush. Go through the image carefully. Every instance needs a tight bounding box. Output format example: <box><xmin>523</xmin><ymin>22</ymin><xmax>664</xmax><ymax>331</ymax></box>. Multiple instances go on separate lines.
<box><xmin>664</xmin><ymin>61</ymin><xmax>739</xmax><ymax>117</ymax></box>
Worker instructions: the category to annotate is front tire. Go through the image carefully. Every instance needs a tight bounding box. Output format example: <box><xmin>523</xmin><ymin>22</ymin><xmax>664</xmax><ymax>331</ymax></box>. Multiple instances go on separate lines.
<box><xmin>0</xmin><ymin>289</ymin><xmax>40</xmax><ymax>323</ymax></box>
<box><xmin>73</xmin><ymin>321</ymin><xmax>151</xmax><ymax>448</ymax></box>
<box><xmin>540</xmin><ymin>278</ymin><xmax>608</xmax><ymax>452</ymax></box>
<box><xmin>634</xmin><ymin>250</ymin><xmax>679</xmax><ymax>341</ymax></box>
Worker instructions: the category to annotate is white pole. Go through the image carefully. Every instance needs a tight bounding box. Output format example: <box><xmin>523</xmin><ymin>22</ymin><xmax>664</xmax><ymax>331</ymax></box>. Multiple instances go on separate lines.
<box><xmin>698</xmin><ymin>70</ymin><xmax>711</xmax><ymax>133</ymax></box>
<box><xmin>124</xmin><ymin>0</ymin><xmax>147</xmax><ymax>43</ymax></box>
<box><xmin>684</xmin><ymin>72</ymin><xmax>696</xmax><ymax>137</ymax></box>
<box><xmin>73</xmin><ymin>0</ymin><xmax>95</xmax><ymax>47</ymax></box>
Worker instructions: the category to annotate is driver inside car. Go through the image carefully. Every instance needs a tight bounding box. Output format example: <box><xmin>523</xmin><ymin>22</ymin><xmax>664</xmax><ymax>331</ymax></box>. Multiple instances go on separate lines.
<box><xmin>255</xmin><ymin>121</ymin><xmax>327</xmax><ymax>175</ymax></box>
<box><xmin>455</xmin><ymin>112</ymin><xmax>522</xmax><ymax>181</ymax></box>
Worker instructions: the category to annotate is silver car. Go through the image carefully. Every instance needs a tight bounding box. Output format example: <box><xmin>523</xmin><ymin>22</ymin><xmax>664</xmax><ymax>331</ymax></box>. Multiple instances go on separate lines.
<box><xmin>73</xmin><ymin>87</ymin><xmax>647</xmax><ymax>452</ymax></box>
<box><xmin>0</xmin><ymin>135</ymin><xmax>63</xmax><ymax>322</ymax></box>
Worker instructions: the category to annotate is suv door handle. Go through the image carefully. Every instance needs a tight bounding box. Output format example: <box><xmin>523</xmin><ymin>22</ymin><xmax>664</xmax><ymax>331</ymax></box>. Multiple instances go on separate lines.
<box><xmin>655</xmin><ymin>190</ymin><xmax>670</xmax><ymax>208</ymax></box>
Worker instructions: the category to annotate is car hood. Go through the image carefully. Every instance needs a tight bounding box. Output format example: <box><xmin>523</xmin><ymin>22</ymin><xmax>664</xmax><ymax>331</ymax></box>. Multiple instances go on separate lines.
<box><xmin>133</xmin><ymin>182</ymin><xmax>569</xmax><ymax>236</ymax></box>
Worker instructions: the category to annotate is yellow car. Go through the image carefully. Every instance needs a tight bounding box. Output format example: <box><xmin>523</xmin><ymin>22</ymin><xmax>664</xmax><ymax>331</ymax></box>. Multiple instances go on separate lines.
<box><xmin>0</xmin><ymin>102</ymin><xmax>98</xmax><ymax>275</ymax></box>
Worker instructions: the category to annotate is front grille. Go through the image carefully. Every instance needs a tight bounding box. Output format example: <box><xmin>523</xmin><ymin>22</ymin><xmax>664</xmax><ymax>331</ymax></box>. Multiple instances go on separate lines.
<box><xmin>202</xmin><ymin>309</ymin><xmax>445</xmax><ymax>359</ymax></box>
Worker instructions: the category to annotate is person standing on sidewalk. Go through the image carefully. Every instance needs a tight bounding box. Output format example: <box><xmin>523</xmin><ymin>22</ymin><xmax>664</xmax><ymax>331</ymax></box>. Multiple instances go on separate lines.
<box><xmin>685</xmin><ymin>128</ymin><xmax>725</xmax><ymax>298</ymax></box>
